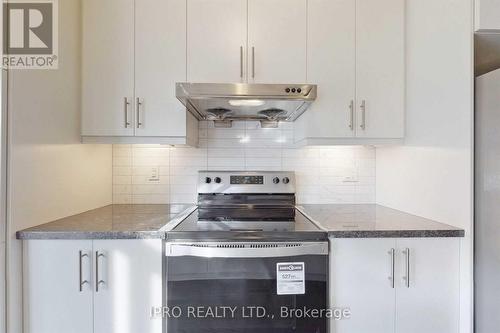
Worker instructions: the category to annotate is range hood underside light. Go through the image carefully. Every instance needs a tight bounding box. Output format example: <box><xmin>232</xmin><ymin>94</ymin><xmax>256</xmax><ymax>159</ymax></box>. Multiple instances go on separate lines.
<box><xmin>228</xmin><ymin>99</ymin><xmax>265</xmax><ymax>107</ymax></box>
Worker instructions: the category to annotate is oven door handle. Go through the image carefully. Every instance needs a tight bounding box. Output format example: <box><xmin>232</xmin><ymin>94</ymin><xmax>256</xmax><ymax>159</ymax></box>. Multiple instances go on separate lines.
<box><xmin>165</xmin><ymin>242</ymin><xmax>328</xmax><ymax>258</ymax></box>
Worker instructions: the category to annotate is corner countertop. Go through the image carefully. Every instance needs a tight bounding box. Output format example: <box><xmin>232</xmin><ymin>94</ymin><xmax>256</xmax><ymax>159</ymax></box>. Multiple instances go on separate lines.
<box><xmin>16</xmin><ymin>204</ymin><xmax>196</xmax><ymax>240</ymax></box>
<box><xmin>297</xmin><ymin>204</ymin><xmax>464</xmax><ymax>238</ymax></box>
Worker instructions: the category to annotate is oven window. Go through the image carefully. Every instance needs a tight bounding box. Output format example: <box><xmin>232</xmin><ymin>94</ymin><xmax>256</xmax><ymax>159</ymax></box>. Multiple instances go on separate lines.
<box><xmin>166</xmin><ymin>255</ymin><xmax>328</xmax><ymax>333</ymax></box>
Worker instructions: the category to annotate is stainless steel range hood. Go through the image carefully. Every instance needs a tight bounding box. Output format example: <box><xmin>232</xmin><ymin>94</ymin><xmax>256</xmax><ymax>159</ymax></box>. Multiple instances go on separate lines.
<box><xmin>176</xmin><ymin>83</ymin><xmax>317</xmax><ymax>127</ymax></box>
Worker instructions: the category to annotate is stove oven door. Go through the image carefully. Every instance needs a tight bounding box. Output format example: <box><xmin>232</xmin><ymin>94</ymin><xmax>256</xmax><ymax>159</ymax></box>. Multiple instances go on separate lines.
<box><xmin>165</xmin><ymin>242</ymin><xmax>329</xmax><ymax>333</ymax></box>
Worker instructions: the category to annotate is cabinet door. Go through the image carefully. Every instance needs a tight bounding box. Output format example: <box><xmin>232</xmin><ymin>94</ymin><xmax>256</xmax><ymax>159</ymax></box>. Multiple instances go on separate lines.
<box><xmin>82</xmin><ymin>0</ymin><xmax>135</xmax><ymax>136</ymax></box>
<box><xmin>355</xmin><ymin>0</ymin><xmax>405</xmax><ymax>138</ymax></box>
<box><xmin>248</xmin><ymin>0</ymin><xmax>307</xmax><ymax>83</ymax></box>
<box><xmin>187</xmin><ymin>0</ymin><xmax>247</xmax><ymax>83</ymax></box>
<box><xmin>330</xmin><ymin>238</ymin><xmax>396</xmax><ymax>333</ymax></box>
<box><xmin>135</xmin><ymin>0</ymin><xmax>187</xmax><ymax>137</ymax></box>
<box><xmin>24</xmin><ymin>240</ymin><xmax>93</xmax><ymax>333</ymax></box>
<box><xmin>93</xmin><ymin>240</ymin><xmax>162</xmax><ymax>333</ymax></box>
<box><xmin>297</xmin><ymin>0</ymin><xmax>356</xmax><ymax>140</ymax></box>
<box><xmin>395</xmin><ymin>238</ymin><xmax>460</xmax><ymax>333</ymax></box>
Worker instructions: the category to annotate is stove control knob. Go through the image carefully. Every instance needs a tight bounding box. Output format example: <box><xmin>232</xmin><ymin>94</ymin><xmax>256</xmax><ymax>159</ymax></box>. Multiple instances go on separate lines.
<box><xmin>205</xmin><ymin>177</ymin><xmax>212</xmax><ymax>184</ymax></box>
<box><xmin>214</xmin><ymin>177</ymin><xmax>222</xmax><ymax>184</ymax></box>
<box><xmin>282</xmin><ymin>177</ymin><xmax>290</xmax><ymax>184</ymax></box>
<box><xmin>273</xmin><ymin>177</ymin><xmax>280</xmax><ymax>184</ymax></box>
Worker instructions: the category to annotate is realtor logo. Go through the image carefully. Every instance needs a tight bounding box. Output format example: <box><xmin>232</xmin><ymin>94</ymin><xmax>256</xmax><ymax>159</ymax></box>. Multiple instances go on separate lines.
<box><xmin>3</xmin><ymin>0</ymin><xmax>58</xmax><ymax>69</ymax></box>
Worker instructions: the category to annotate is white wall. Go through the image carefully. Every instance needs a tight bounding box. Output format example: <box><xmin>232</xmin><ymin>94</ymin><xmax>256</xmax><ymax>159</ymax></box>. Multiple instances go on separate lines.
<box><xmin>112</xmin><ymin>121</ymin><xmax>376</xmax><ymax>205</ymax></box>
<box><xmin>5</xmin><ymin>0</ymin><xmax>112</xmax><ymax>331</ymax></box>
<box><xmin>376</xmin><ymin>0</ymin><xmax>473</xmax><ymax>332</ymax></box>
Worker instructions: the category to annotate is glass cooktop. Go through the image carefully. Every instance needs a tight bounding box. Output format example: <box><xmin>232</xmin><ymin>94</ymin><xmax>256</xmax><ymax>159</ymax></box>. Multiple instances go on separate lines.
<box><xmin>166</xmin><ymin>209</ymin><xmax>327</xmax><ymax>241</ymax></box>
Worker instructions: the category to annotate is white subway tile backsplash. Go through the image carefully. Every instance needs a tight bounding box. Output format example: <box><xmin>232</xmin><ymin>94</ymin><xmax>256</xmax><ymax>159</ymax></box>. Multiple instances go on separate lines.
<box><xmin>112</xmin><ymin>121</ymin><xmax>376</xmax><ymax>204</ymax></box>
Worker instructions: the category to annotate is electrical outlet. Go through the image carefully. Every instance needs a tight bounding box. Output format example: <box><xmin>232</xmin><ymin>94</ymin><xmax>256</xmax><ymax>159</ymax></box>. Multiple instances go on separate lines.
<box><xmin>148</xmin><ymin>167</ymin><xmax>160</xmax><ymax>182</ymax></box>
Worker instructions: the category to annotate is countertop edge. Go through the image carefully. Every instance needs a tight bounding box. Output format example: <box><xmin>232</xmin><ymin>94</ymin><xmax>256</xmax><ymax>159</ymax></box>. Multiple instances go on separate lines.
<box><xmin>16</xmin><ymin>231</ymin><xmax>165</xmax><ymax>240</ymax></box>
<box><xmin>328</xmin><ymin>229</ymin><xmax>465</xmax><ymax>238</ymax></box>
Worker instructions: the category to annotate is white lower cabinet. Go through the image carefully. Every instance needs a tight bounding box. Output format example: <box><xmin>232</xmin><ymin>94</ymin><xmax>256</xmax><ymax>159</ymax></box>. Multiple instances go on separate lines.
<box><xmin>24</xmin><ymin>239</ymin><xmax>162</xmax><ymax>333</ymax></box>
<box><xmin>330</xmin><ymin>238</ymin><xmax>395</xmax><ymax>333</ymax></box>
<box><xmin>24</xmin><ymin>240</ymin><xmax>94</xmax><ymax>333</ymax></box>
<box><xmin>394</xmin><ymin>238</ymin><xmax>460</xmax><ymax>333</ymax></box>
<box><xmin>330</xmin><ymin>237</ymin><xmax>460</xmax><ymax>333</ymax></box>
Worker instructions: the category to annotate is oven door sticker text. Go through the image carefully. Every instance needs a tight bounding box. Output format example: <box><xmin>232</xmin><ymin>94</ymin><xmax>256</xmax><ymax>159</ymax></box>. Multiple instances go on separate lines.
<box><xmin>276</xmin><ymin>262</ymin><xmax>305</xmax><ymax>295</ymax></box>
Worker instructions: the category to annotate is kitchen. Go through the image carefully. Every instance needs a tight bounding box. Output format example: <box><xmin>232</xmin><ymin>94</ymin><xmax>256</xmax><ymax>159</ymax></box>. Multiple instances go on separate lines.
<box><xmin>0</xmin><ymin>0</ymin><xmax>476</xmax><ymax>332</ymax></box>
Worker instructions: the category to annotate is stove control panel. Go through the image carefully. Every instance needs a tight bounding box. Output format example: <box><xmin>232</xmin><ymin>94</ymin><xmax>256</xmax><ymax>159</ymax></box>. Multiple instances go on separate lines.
<box><xmin>198</xmin><ymin>171</ymin><xmax>295</xmax><ymax>194</ymax></box>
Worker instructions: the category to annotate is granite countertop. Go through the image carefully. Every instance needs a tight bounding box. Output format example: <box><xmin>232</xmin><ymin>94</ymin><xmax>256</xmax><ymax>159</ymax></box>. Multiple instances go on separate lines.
<box><xmin>17</xmin><ymin>203</ymin><xmax>464</xmax><ymax>240</ymax></box>
<box><xmin>297</xmin><ymin>204</ymin><xmax>465</xmax><ymax>238</ymax></box>
<box><xmin>16</xmin><ymin>204</ymin><xmax>195</xmax><ymax>240</ymax></box>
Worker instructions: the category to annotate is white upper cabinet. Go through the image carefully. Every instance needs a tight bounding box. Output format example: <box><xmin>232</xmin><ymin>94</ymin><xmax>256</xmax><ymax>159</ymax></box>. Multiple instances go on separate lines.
<box><xmin>476</xmin><ymin>0</ymin><xmax>500</xmax><ymax>31</ymax></box>
<box><xmin>82</xmin><ymin>0</ymin><xmax>135</xmax><ymax>137</ymax></box>
<box><xmin>297</xmin><ymin>0</ymin><xmax>356</xmax><ymax>140</ymax></box>
<box><xmin>355</xmin><ymin>0</ymin><xmax>405</xmax><ymax>139</ymax></box>
<box><xmin>247</xmin><ymin>0</ymin><xmax>307</xmax><ymax>83</ymax></box>
<box><xmin>395</xmin><ymin>238</ymin><xmax>460</xmax><ymax>333</ymax></box>
<box><xmin>135</xmin><ymin>0</ymin><xmax>188</xmax><ymax>138</ymax></box>
<box><xmin>187</xmin><ymin>0</ymin><xmax>306</xmax><ymax>84</ymax></box>
<box><xmin>187</xmin><ymin>0</ymin><xmax>247</xmax><ymax>83</ymax></box>
<box><xmin>295</xmin><ymin>0</ymin><xmax>405</xmax><ymax>145</ymax></box>
<box><xmin>82</xmin><ymin>0</ymin><xmax>197</xmax><ymax>144</ymax></box>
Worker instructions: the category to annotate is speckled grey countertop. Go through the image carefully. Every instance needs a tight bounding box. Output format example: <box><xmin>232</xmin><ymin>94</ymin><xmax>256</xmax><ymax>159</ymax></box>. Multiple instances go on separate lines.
<box><xmin>17</xmin><ymin>203</ymin><xmax>464</xmax><ymax>240</ymax></box>
<box><xmin>16</xmin><ymin>204</ymin><xmax>195</xmax><ymax>240</ymax></box>
<box><xmin>297</xmin><ymin>204</ymin><xmax>464</xmax><ymax>238</ymax></box>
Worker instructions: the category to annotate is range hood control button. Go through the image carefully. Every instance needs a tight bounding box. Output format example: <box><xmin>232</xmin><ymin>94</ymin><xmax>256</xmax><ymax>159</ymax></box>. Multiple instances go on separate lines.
<box><xmin>214</xmin><ymin>177</ymin><xmax>222</xmax><ymax>184</ymax></box>
<box><xmin>205</xmin><ymin>177</ymin><xmax>212</xmax><ymax>184</ymax></box>
<box><xmin>273</xmin><ymin>177</ymin><xmax>280</xmax><ymax>184</ymax></box>
<box><xmin>297</xmin><ymin>88</ymin><xmax>302</xmax><ymax>93</ymax></box>
<box><xmin>282</xmin><ymin>177</ymin><xmax>290</xmax><ymax>184</ymax></box>
<box><xmin>285</xmin><ymin>88</ymin><xmax>291</xmax><ymax>93</ymax></box>
<box><xmin>291</xmin><ymin>88</ymin><xmax>296</xmax><ymax>93</ymax></box>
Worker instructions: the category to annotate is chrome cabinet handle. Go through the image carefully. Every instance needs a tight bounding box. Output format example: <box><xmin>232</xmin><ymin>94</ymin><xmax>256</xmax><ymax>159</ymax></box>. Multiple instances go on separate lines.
<box><xmin>95</xmin><ymin>251</ymin><xmax>105</xmax><ymax>292</ymax></box>
<box><xmin>240</xmin><ymin>46</ymin><xmax>244</xmax><ymax>79</ymax></box>
<box><xmin>124</xmin><ymin>97</ymin><xmax>131</xmax><ymax>128</ymax></box>
<box><xmin>388</xmin><ymin>248</ymin><xmax>395</xmax><ymax>288</ymax></box>
<box><xmin>136</xmin><ymin>97</ymin><xmax>143</xmax><ymax>128</ymax></box>
<box><xmin>403</xmin><ymin>248</ymin><xmax>410</xmax><ymax>288</ymax></box>
<box><xmin>349</xmin><ymin>100</ymin><xmax>354</xmax><ymax>130</ymax></box>
<box><xmin>251</xmin><ymin>46</ymin><xmax>255</xmax><ymax>79</ymax></box>
<box><xmin>360</xmin><ymin>100</ymin><xmax>366</xmax><ymax>130</ymax></box>
<box><xmin>79</xmin><ymin>251</ymin><xmax>89</xmax><ymax>292</ymax></box>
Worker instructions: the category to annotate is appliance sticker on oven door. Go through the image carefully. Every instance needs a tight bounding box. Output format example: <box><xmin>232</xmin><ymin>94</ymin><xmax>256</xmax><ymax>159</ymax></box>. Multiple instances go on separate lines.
<box><xmin>276</xmin><ymin>262</ymin><xmax>305</xmax><ymax>295</ymax></box>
